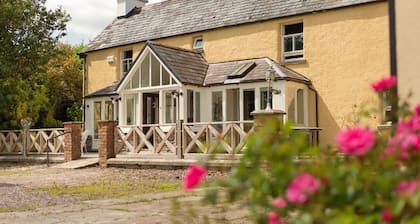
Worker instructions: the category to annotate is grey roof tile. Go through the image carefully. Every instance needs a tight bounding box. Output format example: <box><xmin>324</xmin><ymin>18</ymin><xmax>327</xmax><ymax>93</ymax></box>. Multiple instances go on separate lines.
<box><xmin>83</xmin><ymin>0</ymin><xmax>383</xmax><ymax>53</ymax></box>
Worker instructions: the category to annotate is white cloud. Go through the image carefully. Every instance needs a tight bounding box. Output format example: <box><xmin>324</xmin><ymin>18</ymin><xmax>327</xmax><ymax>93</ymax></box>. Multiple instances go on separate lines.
<box><xmin>45</xmin><ymin>0</ymin><xmax>165</xmax><ymax>45</ymax></box>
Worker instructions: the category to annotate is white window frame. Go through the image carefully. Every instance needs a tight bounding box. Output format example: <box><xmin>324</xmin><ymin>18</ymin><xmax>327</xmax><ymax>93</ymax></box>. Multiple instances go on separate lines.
<box><xmin>121</xmin><ymin>49</ymin><xmax>133</xmax><ymax>77</ymax></box>
<box><xmin>282</xmin><ymin>22</ymin><xmax>304</xmax><ymax>61</ymax></box>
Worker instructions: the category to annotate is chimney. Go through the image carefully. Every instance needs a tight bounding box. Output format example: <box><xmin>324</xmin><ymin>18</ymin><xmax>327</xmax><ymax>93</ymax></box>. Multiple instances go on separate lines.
<box><xmin>117</xmin><ymin>0</ymin><xmax>148</xmax><ymax>17</ymax></box>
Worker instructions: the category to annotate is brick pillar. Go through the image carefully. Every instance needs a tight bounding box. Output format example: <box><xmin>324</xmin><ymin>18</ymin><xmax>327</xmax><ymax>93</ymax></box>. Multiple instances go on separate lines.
<box><xmin>98</xmin><ymin>121</ymin><xmax>117</xmax><ymax>168</ymax></box>
<box><xmin>251</xmin><ymin>109</ymin><xmax>286</xmax><ymax>131</ymax></box>
<box><xmin>63</xmin><ymin>122</ymin><xmax>83</xmax><ymax>162</ymax></box>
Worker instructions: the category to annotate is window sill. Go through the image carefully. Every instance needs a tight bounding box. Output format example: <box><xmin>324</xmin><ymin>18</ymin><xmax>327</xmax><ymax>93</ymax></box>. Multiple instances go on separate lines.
<box><xmin>282</xmin><ymin>58</ymin><xmax>307</xmax><ymax>65</ymax></box>
<box><xmin>194</xmin><ymin>48</ymin><xmax>204</xmax><ymax>53</ymax></box>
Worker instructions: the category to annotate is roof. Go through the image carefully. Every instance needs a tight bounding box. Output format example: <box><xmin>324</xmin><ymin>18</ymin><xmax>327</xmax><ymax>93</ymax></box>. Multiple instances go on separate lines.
<box><xmin>83</xmin><ymin>0</ymin><xmax>383</xmax><ymax>53</ymax></box>
<box><xmin>85</xmin><ymin>82</ymin><xmax>118</xmax><ymax>98</ymax></box>
<box><xmin>205</xmin><ymin>58</ymin><xmax>311</xmax><ymax>86</ymax></box>
<box><xmin>149</xmin><ymin>43</ymin><xmax>208</xmax><ymax>85</ymax></box>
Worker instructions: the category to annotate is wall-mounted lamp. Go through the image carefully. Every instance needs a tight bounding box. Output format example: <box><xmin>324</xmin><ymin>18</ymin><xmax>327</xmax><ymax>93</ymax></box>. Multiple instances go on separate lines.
<box><xmin>106</xmin><ymin>56</ymin><xmax>115</xmax><ymax>63</ymax></box>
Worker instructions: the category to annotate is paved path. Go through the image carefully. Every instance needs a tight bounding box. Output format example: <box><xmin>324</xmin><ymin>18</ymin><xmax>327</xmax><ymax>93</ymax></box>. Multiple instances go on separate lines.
<box><xmin>0</xmin><ymin>190</ymin><xmax>249</xmax><ymax>224</ymax></box>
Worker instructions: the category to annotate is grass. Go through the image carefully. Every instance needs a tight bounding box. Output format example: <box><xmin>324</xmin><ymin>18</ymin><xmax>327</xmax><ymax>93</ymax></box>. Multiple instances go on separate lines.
<box><xmin>0</xmin><ymin>168</ymin><xmax>32</xmax><ymax>176</ymax></box>
<box><xmin>0</xmin><ymin>205</ymin><xmax>37</xmax><ymax>213</ymax></box>
<box><xmin>38</xmin><ymin>180</ymin><xmax>181</xmax><ymax>200</ymax></box>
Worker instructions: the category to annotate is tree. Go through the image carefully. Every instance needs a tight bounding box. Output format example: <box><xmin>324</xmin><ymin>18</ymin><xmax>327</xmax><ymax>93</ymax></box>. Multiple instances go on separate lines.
<box><xmin>0</xmin><ymin>0</ymin><xmax>69</xmax><ymax>128</ymax></box>
<box><xmin>38</xmin><ymin>43</ymin><xmax>84</xmax><ymax>126</ymax></box>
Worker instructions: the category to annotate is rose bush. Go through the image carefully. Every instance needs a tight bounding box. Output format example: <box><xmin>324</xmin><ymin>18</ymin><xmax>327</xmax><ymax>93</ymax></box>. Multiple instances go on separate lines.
<box><xmin>183</xmin><ymin>76</ymin><xmax>419</xmax><ymax>223</ymax></box>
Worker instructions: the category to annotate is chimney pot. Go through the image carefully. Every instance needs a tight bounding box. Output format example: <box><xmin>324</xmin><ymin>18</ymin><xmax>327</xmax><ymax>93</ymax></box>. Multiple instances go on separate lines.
<box><xmin>117</xmin><ymin>0</ymin><xmax>148</xmax><ymax>17</ymax></box>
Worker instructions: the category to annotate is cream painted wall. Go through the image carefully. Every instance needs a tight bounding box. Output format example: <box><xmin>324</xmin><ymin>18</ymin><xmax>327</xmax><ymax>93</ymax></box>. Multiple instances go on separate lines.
<box><xmin>395</xmin><ymin>0</ymin><xmax>420</xmax><ymax>106</ymax></box>
<box><xmin>85</xmin><ymin>2</ymin><xmax>390</xmax><ymax>146</ymax></box>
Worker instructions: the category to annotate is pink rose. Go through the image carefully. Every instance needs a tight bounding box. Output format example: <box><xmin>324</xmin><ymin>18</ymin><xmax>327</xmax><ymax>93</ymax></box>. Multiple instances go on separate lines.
<box><xmin>396</xmin><ymin>180</ymin><xmax>419</xmax><ymax>197</ymax></box>
<box><xmin>271</xmin><ymin>197</ymin><xmax>287</xmax><ymax>209</ymax></box>
<box><xmin>371</xmin><ymin>76</ymin><xmax>397</xmax><ymax>92</ymax></box>
<box><xmin>335</xmin><ymin>127</ymin><xmax>376</xmax><ymax>156</ymax></box>
<box><xmin>286</xmin><ymin>173</ymin><xmax>320</xmax><ymax>204</ymax></box>
<box><xmin>415</xmin><ymin>104</ymin><xmax>420</xmax><ymax>117</ymax></box>
<box><xmin>183</xmin><ymin>163</ymin><xmax>207</xmax><ymax>190</ymax></box>
<box><xmin>381</xmin><ymin>208</ymin><xmax>394</xmax><ymax>222</ymax></box>
<box><xmin>268</xmin><ymin>212</ymin><xmax>286</xmax><ymax>224</ymax></box>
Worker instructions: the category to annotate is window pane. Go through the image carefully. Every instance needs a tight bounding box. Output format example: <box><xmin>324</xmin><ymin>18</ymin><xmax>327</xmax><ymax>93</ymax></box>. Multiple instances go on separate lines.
<box><xmin>162</xmin><ymin>67</ymin><xmax>170</xmax><ymax>85</ymax></box>
<box><xmin>141</xmin><ymin>54</ymin><xmax>150</xmax><ymax>87</ymax></box>
<box><xmin>123</xmin><ymin>50</ymin><xmax>133</xmax><ymax>59</ymax></box>
<box><xmin>243</xmin><ymin>90</ymin><xmax>255</xmax><ymax>120</ymax></box>
<box><xmin>126</xmin><ymin>97</ymin><xmax>135</xmax><ymax>125</ymax></box>
<box><xmin>285</xmin><ymin>23</ymin><xmax>303</xmax><ymax>35</ymax></box>
<box><xmin>195</xmin><ymin>92</ymin><xmax>200</xmax><ymax>122</ymax></box>
<box><xmin>284</xmin><ymin>36</ymin><xmax>293</xmax><ymax>52</ymax></box>
<box><xmin>187</xmin><ymin>90</ymin><xmax>194</xmax><ymax>122</ymax></box>
<box><xmin>297</xmin><ymin>89</ymin><xmax>304</xmax><ymax>124</ymax></box>
<box><xmin>194</xmin><ymin>38</ymin><xmax>203</xmax><ymax>49</ymax></box>
<box><xmin>165</xmin><ymin>92</ymin><xmax>175</xmax><ymax>123</ymax></box>
<box><xmin>295</xmin><ymin>35</ymin><xmax>303</xmax><ymax>51</ymax></box>
<box><xmin>151</xmin><ymin>54</ymin><xmax>160</xmax><ymax>86</ymax></box>
<box><xmin>260</xmin><ymin>88</ymin><xmax>272</xmax><ymax>110</ymax></box>
<box><xmin>132</xmin><ymin>68</ymin><xmax>139</xmax><ymax>88</ymax></box>
<box><xmin>94</xmin><ymin>102</ymin><xmax>101</xmax><ymax>139</ymax></box>
<box><xmin>105</xmin><ymin>101</ymin><xmax>113</xmax><ymax>121</ymax></box>
<box><xmin>212</xmin><ymin>91</ymin><xmax>222</xmax><ymax>121</ymax></box>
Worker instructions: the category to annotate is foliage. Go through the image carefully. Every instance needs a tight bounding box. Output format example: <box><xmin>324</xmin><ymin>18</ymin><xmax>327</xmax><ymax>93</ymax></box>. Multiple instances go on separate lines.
<box><xmin>194</xmin><ymin>78</ymin><xmax>419</xmax><ymax>223</ymax></box>
<box><xmin>0</xmin><ymin>0</ymin><xmax>70</xmax><ymax>128</ymax></box>
<box><xmin>41</xmin><ymin>43</ymin><xmax>84</xmax><ymax>125</ymax></box>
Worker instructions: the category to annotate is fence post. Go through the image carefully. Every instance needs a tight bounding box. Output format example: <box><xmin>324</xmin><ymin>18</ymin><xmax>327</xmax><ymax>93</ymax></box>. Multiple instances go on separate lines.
<box><xmin>98</xmin><ymin>121</ymin><xmax>117</xmax><ymax>168</ymax></box>
<box><xmin>251</xmin><ymin>109</ymin><xmax>286</xmax><ymax>131</ymax></box>
<box><xmin>176</xmin><ymin>119</ymin><xmax>184</xmax><ymax>159</ymax></box>
<box><xmin>63</xmin><ymin>122</ymin><xmax>83</xmax><ymax>162</ymax></box>
<box><xmin>20</xmin><ymin>118</ymin><xmax>31</xmax><ymax>157</ymax></box>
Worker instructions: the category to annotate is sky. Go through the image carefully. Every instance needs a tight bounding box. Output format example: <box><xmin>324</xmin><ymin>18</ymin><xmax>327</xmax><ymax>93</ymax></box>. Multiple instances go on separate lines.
<box><xmin>45</xmin><ymin>0</ymin><xmax>164</xmax><ymax>45</ymax></box>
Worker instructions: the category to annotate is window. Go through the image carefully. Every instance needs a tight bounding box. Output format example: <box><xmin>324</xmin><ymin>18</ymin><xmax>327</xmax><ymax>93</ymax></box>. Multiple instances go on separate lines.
<box><xmin>121</xmin><ymin>50</ymin><xmax>133</xmax><ymax>77</ymax></box>
<box><xmin>243</xmin><ymin>89</ymin><xmax>255</xmax><ymax>120</ymax></box>
<box><xmin>187</xmin><ymin>90</ymin><xmax>194</xmax><ymax>123</ymax></box>
<box><xmin>296</xmin><ymin>89</ymin><xmax>305</xmax><ymax>124</ymax></box>
<box><xmin>105</xmin><ymin>101</ymin><xmax>113</xmax><ymax>121</ymax></box>
<box><xmin>195</xmin><ymin>92</ymin><xmax>200</xmax><ymax>122</ymax></box>
<box><xmin>212</xmin><ymin>91</ymin><xmax>223</xmax><ymax>122</ymax></box>
<box><xmin>260</xmin><ymin>88</ymin><xmax>272</xmax><ymax>110</ymax></box>
<box><xmin>93</xmin><ymin>102</ymin><xmax>101</xmax><ymax>139</ymax></box>
<box><xmin>125</xmin><ymin>96</ymin><xmax>136</xmax><ymax>125</ymax></box>
<box><xmin>288</xmin><ymin>88</ymin><xmax>305</xmax><ymax>125</ymax></box>
<box><xmin>382</xmin><ymin>92</ymin><xmax>392</xmax><ymax>124</ymax></box>
<box><xmin>193</xmin><ymin>37</ymin><xmax>203</xmax><ymax>49</ymax></box>
<box><xmin>165</xmin><ymin>92</ymin><xmax>176</xmax><ymax>123</ymax></box>
<box><xmin>141</xmin><ymin>53</ymin><xmax>150</xmax><ymax>87</ymax></box>
<box><xmin>283</xmin><ymin>22</ymin><xmax>303</xmax><ymax>61</ymax></box>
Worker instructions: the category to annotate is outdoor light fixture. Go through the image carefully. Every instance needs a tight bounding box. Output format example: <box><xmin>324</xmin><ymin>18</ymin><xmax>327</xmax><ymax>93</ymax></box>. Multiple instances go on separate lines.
<box><xmin>265</xmin><ymin>65</ymin><xmax>275</xmax><ymax>110</ymax></box>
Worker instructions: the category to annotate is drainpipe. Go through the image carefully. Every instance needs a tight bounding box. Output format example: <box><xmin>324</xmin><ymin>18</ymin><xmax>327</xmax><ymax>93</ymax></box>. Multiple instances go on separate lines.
<box><xmin>307</xmin><ymin>84</ymin><xmax>320</xmax><ymax>145</ymax></box>
<box><xmin>388</xmin><ymin>0</ymin><xmax>398</xmax><ymax>124</ymax></box>
<box><xmin>79</xmin><ymin>53</ymin><xmax>87</xmax><ymax>128</ymax></box>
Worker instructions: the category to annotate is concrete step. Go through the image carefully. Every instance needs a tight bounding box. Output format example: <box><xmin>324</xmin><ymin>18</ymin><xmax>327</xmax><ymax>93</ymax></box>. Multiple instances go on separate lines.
<box><xmin>54</xmin><ymin>158</ymin><xmax>98</xmax><ymax>169</ymax></box>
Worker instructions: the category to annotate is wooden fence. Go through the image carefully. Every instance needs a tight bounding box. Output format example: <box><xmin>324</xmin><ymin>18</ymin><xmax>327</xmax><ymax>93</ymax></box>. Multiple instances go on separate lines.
<box><xmin>0</xmin><ymin>128</ymin><xmax>65</xmax><ymax>154</ymax></box>
<box><xmin>116</xmin><ymin>124</ymin><xmax>177</xmax><ymax>155</ymax></box>
<box><xmin>115</xmin><ymin>122</ymin><xmax>321</xmax><ymax>158</ymax></box>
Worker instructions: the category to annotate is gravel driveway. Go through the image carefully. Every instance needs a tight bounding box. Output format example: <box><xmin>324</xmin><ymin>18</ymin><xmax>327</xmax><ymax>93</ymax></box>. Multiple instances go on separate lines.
<box><xmin>0</xmin><ymin>162</ymin><xmax>238</xmax><ymax>223</ymax></box>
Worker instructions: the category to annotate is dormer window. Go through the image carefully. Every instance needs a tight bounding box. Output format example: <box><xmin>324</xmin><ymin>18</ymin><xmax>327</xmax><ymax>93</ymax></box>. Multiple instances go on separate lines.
<box><xmin>193</xmin><ymin>37</ymin><xmax>203</xmax><ymax>49</ymax></box>
<box><xmin>283</xmin><ymin>22</ymin><xmax>304</xmax><ymax>61</ymax></box>
<box><xmin>121</xmin><ymin>49</ymin><xmax>133</xmax><ymax>77</ymax></box>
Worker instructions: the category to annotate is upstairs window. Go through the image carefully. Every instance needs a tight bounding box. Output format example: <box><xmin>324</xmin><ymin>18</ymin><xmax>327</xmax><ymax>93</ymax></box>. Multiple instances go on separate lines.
<box><xmin>121</xmin><ymin>50</ymin><xmax>133</xmax><ymax>77</ymax></box>
<box><xmin>193</xmin><ymin>36</ymin><xmax>203</xmax><ymax>49</ymax></box>
<box><xmin>283</xmin><ymin>22</ymin><xmax>304</xmax><ymax>61</ymax></box>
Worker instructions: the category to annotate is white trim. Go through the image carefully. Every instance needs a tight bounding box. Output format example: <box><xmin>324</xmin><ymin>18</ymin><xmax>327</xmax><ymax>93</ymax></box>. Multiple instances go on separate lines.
<box><xmin>116</xmin><ymin>47</ymin><xmax>183</xmax><ymax>93</ymax></box>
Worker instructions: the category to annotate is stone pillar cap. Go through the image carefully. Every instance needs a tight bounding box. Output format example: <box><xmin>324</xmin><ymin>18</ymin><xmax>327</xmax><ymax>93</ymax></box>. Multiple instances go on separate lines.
<box><xmin>251</xmin><ymin>109</ymin><xmax>286</xmax><ymax>116</ymax></box>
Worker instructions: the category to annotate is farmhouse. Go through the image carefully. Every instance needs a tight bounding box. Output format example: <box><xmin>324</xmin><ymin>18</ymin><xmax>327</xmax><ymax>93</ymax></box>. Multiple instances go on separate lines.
<box><xmin>80</xmin><ymin>0</ymin><xmax>390</xmax><ymax>152</ymax></box>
